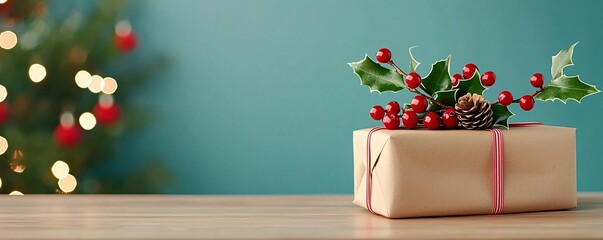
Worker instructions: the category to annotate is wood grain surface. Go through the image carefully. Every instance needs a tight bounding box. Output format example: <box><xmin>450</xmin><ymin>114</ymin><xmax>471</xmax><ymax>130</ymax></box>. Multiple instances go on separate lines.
<box><xmin>0</xmin><ymin>193</ymin><xmax>602</xmax><ymax>239</ymax></box>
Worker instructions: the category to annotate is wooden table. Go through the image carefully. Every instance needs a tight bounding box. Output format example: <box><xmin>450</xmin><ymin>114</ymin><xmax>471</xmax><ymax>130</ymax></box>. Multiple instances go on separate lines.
<box><xmin>1</xmin><ymin>194</ymin><xmax>602</xmax><ymax>239</ymax></box>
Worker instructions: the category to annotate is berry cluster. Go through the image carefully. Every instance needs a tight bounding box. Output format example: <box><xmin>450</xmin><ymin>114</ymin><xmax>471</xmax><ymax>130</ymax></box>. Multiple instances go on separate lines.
<box><xmin>370</xmin><ymin>101</ymin><xmax>457</xmax><ymax>130</ymax></box>
<box><xmin>370</xmin><ymin>48</ymin><xmax>544</xmax><ymax>130</ymax></box>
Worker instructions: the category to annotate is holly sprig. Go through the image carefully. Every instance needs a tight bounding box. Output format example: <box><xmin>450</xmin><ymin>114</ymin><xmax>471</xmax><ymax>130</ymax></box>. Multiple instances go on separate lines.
<box><xmin>349</xmin><ymin>43</ymin><xmax>599</xmax><ymax>130</ymax></box>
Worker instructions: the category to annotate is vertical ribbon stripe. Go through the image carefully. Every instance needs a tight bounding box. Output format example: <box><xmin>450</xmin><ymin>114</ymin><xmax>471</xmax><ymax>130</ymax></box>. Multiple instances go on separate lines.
<box><xmin>488</xmin><ymin>129</ymin><xmax>504</xmax><ymax>214</ymax></box>
<box><xmin>365</xmin><ymin>127</ymin><xmax>384</xmax><ymax>214</ymax></box>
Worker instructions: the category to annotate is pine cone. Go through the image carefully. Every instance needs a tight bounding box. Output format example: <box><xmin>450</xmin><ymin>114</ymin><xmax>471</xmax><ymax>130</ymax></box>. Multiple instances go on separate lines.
<box><xmin>455</xmin><ymin>93</ymin><xmax>494</xmax><ymax>129</ymax></box>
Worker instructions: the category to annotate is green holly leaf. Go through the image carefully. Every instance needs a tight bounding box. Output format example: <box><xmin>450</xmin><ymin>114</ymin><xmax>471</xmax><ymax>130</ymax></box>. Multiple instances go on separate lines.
<box><xmin>421</xmin><ymin>55</ymin><xmax>452</xmax><ymax>95</ymax></box>
<box><xmin>551</xmin><ymin>42</ymin><xmax>578</xmax><ymax>80</ymax></box>
<box><xmin>426</xmin><ymin>89</ymin><xmax>457</xmax><ymax>112</ymax></box>
<box><xmin>348</xmin><ymin>55</ymin><xmax>406</xmax><ymax>93</ymax></box>
<box><xmin>535</xmin><ymin>42</ymin><xmax>600</xmax><ymax>103</ymax></box>
<box><xmin>535</xmin><ymin>75</ymin><xmax>599</xmax><ymax>103</ymax></box>
<box><xmin>409</xmin><ymin>46</ymin><xmax>420</xmax><ymax>72</ymax></box>
<box><xmin>455</xmin><ymin>70</ymin><xmax>486</xmax><ymax>99</ymax></box>
<box><xmin>491</xmin><ymin>104</ymin><xmax>514</xmax><ymax>129</ymax></box>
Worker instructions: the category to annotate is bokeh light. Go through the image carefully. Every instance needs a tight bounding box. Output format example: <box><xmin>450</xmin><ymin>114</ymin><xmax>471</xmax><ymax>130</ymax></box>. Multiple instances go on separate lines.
<box><xmin>9</xmin><ymin>191</ymin><xmax>23</xmax><ymax>195</ymax></box>
<box><xmin>0</xmin><ymin>136</ymin><xmax>8</xmax><ymax>155</ymax></box>
<box><xmin>0</xmin><ymin>0</ymin><xmax>8</xmax><ymax>4</ymax></box>
<box><xmin>115</xmin><ymin>20</ymin><xmax>132</xmax><ymax>36</ymax></box>
<box><xmin>99</xmin><ymin>94</ymin><xmax>114</xmax><ymax>108</ymax></box>
<box><xmin>101</xmin><ymin>77</ymin><xmax>118</xmax><ymax>94</ymax></box>
<box><xmin>28</xmin><ymin>63</ymin><xmax>47</xmax><ymax>83</ymax></box>
<box><xmin>0</xmin><ymin>176</ymin><xmax>2</xmax><ymax>189</ymax></box>
<box><xmin>11</xmin><ymin>149</ymin><xmax>25</xmax><ymax>173</ymax></box>
<box><xmin>88</xmin><ymin>75</ymin><xmax>104</xmax><ymax>93</ymax></box>
<box><xmin>0</xmin><ymin>31</ymin><xmax>17</xmax><ymax>50</ymax></box>
<box><xmin>75</xmin><ymin>70</ymin><xmax>92</xmax><ymax>88</ymax></box>
<box><xmin>79</xmin><ymin>112</ymin><xmax>96</xmax><ymax>130</ymax></box>
<box><xmin>0</xmin><ymin>84</ymin><xmax>7</xmax><ymax>102</ymax></box>
<box><xmin>51</xmin><ymin>160</ymin><xmax>70</xmax><ymax>179</ymax></box>
<box><xmin>58</xmin><ymin>174</ymin><xmax>77</xmax><ymax>193</ymax></box>
<box><xmin>60</xmin><ymin>112</ymin><xmax>75</xmax><ymax>127</ymax></box>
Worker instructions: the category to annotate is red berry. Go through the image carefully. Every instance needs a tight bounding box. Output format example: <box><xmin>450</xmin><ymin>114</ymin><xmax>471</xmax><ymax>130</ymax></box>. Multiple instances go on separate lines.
<box><xmin>451</xmin><ymin>73</ymin><xmax>462</xmax><ymax>86</ymax></box>
<box><xmin>498</xmin><ymin>91</ymin><xmax>513</xmax><ymax>106</ymax></box>
<box><xmin>423</xmin><ymin>112</ymin><xmax>441</xmax><ymax>130</ymax></box>
<box><xmin>530</xmin><ymin>73</ymin><xmax>544</xmax><ymax>88</ymax></box>
<box><xmin>382</xmin><ymin>114</ymin><xmax>400</xmax><ymax>130</ymax></box>
<box><xmin>385</xmin><ymin>101</ymin><xmax>400</xmax><ymax>115</ymax></box>
<box><xmin>370</xmin><ymin>105</ymin><xmax>385</xmax><ymax>120</ymax></box>
<box><xmin>376</xmin><ymin>48</ymin><xmax>391</xmax><ymax>63</ymax></box>
<box><xmin>402</xmin><ymin>110</ymin><xmax>418</xmax><ymax>129</ymax></box>
<box><xmin>481</xmin><ymin>71</ymin><xmax>496</xmax><ymax>86</ymax></box>
<box><xmin>405</xmin><ymin>72</ymin><xmax>422</xmax><ymax>89</ymax></box>
<box><xmin>519</xmin><ymin>95</ymin><xmax>535</xmax><ymax>111</ymax></box>
<box><xmin>462</xmin><ymin>63</ymin><xmax>478</xmax><ymax>79</ymax></box>
<box><xmin>410</xmin><ymin>95</ymin><xmax>428</xmax><ymax>113</ymax></box>
<box><xmin>441</xmin><ymin>108</ymin><xmax>458</xmax><ymax>129</ymax></box>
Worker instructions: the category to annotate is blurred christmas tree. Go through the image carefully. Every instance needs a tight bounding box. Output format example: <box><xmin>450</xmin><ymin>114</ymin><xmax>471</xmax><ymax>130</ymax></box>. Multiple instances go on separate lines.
<box><xmin>0</xmin><ymin>0</ymin><xmax>171</xmax><ymax>193</ymax></box>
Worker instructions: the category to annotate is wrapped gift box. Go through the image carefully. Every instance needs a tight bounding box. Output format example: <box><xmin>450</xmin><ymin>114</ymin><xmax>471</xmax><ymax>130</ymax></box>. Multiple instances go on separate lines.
<box><xmin>352</xmin><ymin>125</ymin><xmax>577</xmax><ymax>218</ymax></box>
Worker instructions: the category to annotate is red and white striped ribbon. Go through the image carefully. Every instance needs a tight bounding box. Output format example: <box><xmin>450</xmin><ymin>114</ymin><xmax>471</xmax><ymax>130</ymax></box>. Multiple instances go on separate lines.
<box><xmin>488</xmin><ymin>128</ymin><xmax>504</xmax><ymax>214</ymax></box>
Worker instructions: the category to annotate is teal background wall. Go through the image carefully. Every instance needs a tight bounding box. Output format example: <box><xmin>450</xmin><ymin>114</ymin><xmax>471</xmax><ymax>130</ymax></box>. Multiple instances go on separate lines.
<box><xmin>122</xmin><ymin>0</ymin><xmax>603</xmax><ymax>193</ymax></box>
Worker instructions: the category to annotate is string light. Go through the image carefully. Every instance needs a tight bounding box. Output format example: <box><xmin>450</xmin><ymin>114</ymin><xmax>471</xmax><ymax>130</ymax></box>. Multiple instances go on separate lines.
<box><xmin>60</xmin><ymin>112</ymin><xmax>75</xmax><ymax>127</ymax></box>
<box><xmin>0</xmin><ymin>136</ymin><xmax>7</xmax><ymax>155</ymax></box>
<box><xmin>88</xmin><ymin>75</ymin><xmax>104</xmax><ymax>93</ymax></box>
<box><xmin>28</xmin><ymin>63</ymin><xmax>47</xmax><ymax>83</ymax></box>
<box><xmin>51</xmin><ymin>160</ymin><xmax>70</xmax><ymax>179</ymax></box>
<box><xmin>11</xmin><ymin>149</ymin><xmax>25</xmax><ymax>173</ymax></box>
<box><xmin>79</xmin><ymin>112</ymin><xmax>96</xmax><ymax>130</ymax></box>
<box><xmin>0</xmin><ymin>176</ymin><xmax>2</xmax><ymax>189</ymax></box>
<box><xmin>75</xmin><ymin>70</ymin><xmax>92</xmax><ymax>88</ymax></box>
<box><xmin>0</xmin><ymin>0</ymin><xmax>8</xmax><ymax>4</ymax></box>
<box><xmin>58</xmin><ymin>174</ymin><xmax>77</xmax><ymax>193</ymax></box>
<box><xmin>0</xmin><ymin>31</ymin><xmax>17</xmax><ymax>50</ymax></box>
<box><xmin>9</xmin><ymin>191</ymin><xmax>23</xmax><ymax>195</ymax></box>
<box><xmin>101</xmin><ymin>77</ymin><xmax>118</xmax><ymax>94</ymax></box>
<box><xmin>0</xmin><ymin>84</ymin><xmax>6</xmax><ymax>102</ymax></box>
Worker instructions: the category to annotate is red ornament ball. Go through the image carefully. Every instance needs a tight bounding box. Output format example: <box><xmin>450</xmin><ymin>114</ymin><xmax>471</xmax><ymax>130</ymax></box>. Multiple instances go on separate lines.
<box><xmin>451</xmin><ymin>73</ymin><xmax>463</xmax><ymax>86</ymax></box>
<box><xmin>441</xmin><ymin>108</ymin><xmax>458</xmax><ymax>129</ymax></box>
<box><xmin>519</xmin><ymin>95</ymin><xmax>535</xmax><ymax>111</ymax></box>
<box><xmin>423</xmin><ymin>112</ymin><xmax>441</xmax><ymax>130</ymax></box>
<box><xmin>385</xmin><ymin>101</ymin><xmax>400</xmax><ymax>115</ymax></box>
<box><xmin>93</xmin><ymin>102</ymin><xmax>121</xmax><ymax>125</ymax></box>
<box><xmin>114</xmin><ymin>31</ymin><xmax>138</xmax><ymax>52</ymax></box>
<box><xmin>530</xmin><ymin>73</ymin><xmax>544</xmax><ymax>88</ymax></box>
<box><xmin>376</xmin><ymin>48</ymin><xmax>392</xmax><ymax>63</ymax></box>
<box><xmin>370</xmin><ymin>105</ymin><xmax>385</xmax><ymax>120</ymax></box>
<box><xmin>54</xmin><ymin>124</ymin><xmax>82</xmax><ymax>147</ymax></box>
<box><xmin>382</xmin><ymin>114</ymin><xmax>400</xmax><ymax>130</ymax></box>
<box><xmin>481</xmin><ymin>71</ymin><xmax>496</xmax><ymax>86</ymax></box>
<box><xmin>405</xmin><ymin>72</ymin><xmax>422</xmax><ymax>89</ymax></box>
<box><xmin>0</xmin><ymin>102</ymin><xmax>9</xmax><ymax>125</ymax></box>
<box><xmin>402</xmin><ymin>110</ymin><xmax>418</xmax><ymax>129</ymax></box>
<box><xmin>411</xmin><ymin>95</ymin><xmax>428</xmax><ymax>113</ymax></box>
<box><xmin>462</xmin><ymin>63</ymin><xmax>478</xmax><ymax>79</ymax></box>
<box><xmin>498</xmin><ymin>91</ymin><xmax>513</xmax><ymax>106</ymax></box>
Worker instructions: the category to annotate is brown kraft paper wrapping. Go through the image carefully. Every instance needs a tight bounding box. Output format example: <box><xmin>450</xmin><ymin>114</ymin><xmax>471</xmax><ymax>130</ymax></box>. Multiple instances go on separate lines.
<box><xmin>352</xmin><ymin>125</ymin><xmax>577</xmax><ymax>218</ymax></box>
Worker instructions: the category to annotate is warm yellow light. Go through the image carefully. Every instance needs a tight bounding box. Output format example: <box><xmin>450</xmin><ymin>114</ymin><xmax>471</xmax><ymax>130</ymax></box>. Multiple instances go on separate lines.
<box><xmin>101</xmin><ymin>77</ymin><xmax>118</xmax><ymax>94</ymax></box>
<box><xmin>11</xmin><ymin>149</ymin><xmax>25</xmax><ymax>173</ymax></box>
<box><xmin>51</xmin><ymin>160</ymin><xmax>70</xmax><ymax>179</ymax></box>
<box><xmin>0</xmin><ymin>0</ymin><xmax>8</xmax><ymax>4</ymax></box>
<box><xmin>75</xmin><ymin>70</ymin><xmax>92</xmax><ymax>88</ymax></box>
<box><xmin>0</xmin><ymin>136</ymin><xmax>7</xmax><ymax>155</ymax></box>
<box><xmin>9</xmin><ymin>191</ymin><xmax>23</xmax><ymax>195</ymax></box>
<box><xmin>60</xmin><ymin>112</ymin><xmax>75</xmax><ymax>127</ymax></box>
<box><xmin>0</xmin><ymin>31</ymin><xmax>17</xmax><ymax>50</ymax></box>
<box><xmin>58</xmin><ymin>174</ymin><xmax>77</xmax><ymax>193</ymax></box>
<box><xmin>0</xmin><ymin>84</ymin><xmax>7</xmax><ymax>102</ymax></box>
<box><xmin>88</xmin><ymin>75</ymin><xmax>104</xmax><ymax>93</ymax></box>
<box><xmin>79</xmin><ymin>112</ymin><xmax>96</xmax><ymax>130</ymax></box>
<box><xmin>0</xmin><ymin>177</ymin><xmax>2</xmax><ymax>189</ymax></box>
<box><xmin>28</xmin><ymin>63</ymin><xmax>46</xmax><ymax>83</ymax></box>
